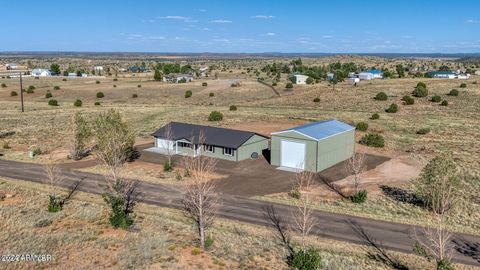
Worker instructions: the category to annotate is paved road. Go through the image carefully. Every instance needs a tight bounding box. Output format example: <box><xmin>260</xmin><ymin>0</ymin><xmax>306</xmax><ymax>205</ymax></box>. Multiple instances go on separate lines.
<box><xmin>0</xmin><ymin>159</ymin><xmax>479</xmax><ymax>266</ymax></box>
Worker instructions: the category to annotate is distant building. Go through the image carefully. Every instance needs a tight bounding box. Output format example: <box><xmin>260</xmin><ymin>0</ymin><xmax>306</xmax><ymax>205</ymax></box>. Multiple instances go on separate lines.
<box><xmin>163</xmin><ymin>73</ymin><xmax>194</xmax><ymax>83</ymax></box>
<box><xmin>427</xmin><ymin>71</ymin><xmax>456</xmax><ymax>79</ymax></box>
<box><xmin>475</xmin><ymin>70</ymin><xmax>480</xmax><ymax>76</ymax></box>
<box><xmin>348</xmin><ymin>77</ymin><xmax>360</xmax><ymax>84</ymax></box>
<box><xmin>457</xmin><ymin>74</ymin><xmax>470</xmax><ymax>80</ymax></box>
<box><xmin>6</xmin><ymin>63</ymin><xmax>18</xmax><ymax>70</ymax></box>
<box><xmin>68</xmin><ymin>73</ymin><xmax>78</xmax><ymax>77</ymax></box>
<box><xmin>127</xmin><ymin>66</ymin><xmax>147</xmax><ymax>73</ymax></box>
<box><xmin>291</xmin><ymin>74</ymin><xmax>309</xmax><ymax>84</ymax></box>
<box><xmin>358</xmin><ymin>72</ymin><xmax>374</xmax><ymax>80</ymax></box>
<box><xmin>326</xmin><ymin>73</ymin><xmax>334</xmax><ymax>81</ymax></box>
<box><xmin>31</xmin><ymin>69</ymin><xmax>52</xmax><ymax>77</ymax></box>
<box><xmin>366</xmin><ymin>69</ymin><xmax>383</xmax><ymax>79</ymax></box>
<box><xmin>199</xmin><ymin>66</ymin><xmax>209</xmax><ymax>77</ymax></box>
<box><xmin>94</xmin><ymin>66</ymin><xmax>104</xmax><ymax>75</ymax></box>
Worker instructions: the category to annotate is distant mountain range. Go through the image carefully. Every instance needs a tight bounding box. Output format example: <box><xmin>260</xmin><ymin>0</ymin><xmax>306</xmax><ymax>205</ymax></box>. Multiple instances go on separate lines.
<box><xmin>1</xmin><ymin>51</ymin><xmax>480</xmax><ymax>59</ymax></box>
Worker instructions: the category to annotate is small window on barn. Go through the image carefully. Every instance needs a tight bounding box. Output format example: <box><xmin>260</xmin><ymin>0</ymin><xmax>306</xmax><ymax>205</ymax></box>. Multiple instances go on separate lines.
<box><xmin>223</xmin><ymin>147</ymin><xmax>234</xmax><ymax>156</ymax></box>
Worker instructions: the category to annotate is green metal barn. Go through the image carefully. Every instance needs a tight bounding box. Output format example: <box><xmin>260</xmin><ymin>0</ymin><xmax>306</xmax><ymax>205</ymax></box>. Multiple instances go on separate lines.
<box><xmin>270</xmin><ymin>120</ymin><xmax>355</xmax><ymax>172</ymax></box>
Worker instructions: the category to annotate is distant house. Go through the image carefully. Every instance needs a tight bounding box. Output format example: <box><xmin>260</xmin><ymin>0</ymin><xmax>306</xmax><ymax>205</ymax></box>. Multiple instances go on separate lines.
<box><xmin>366</xmin><ymin>69</ymin><xmax>383</xmax><ymax>79</ymax></box>
<box><xmin>326</xmin><ymin>73</ymin><xmax>334</xmax><ymax>81</ymax></box>
<box><xmin>427</xmin><ymin>71</ymin><xmax>456</xmax><ymax>79</ymax></box>
<box><xmin>163</xmin><ymin>73</ymin><xmax>194</xmax><ymax>83</ymax></box>
<box><xmin>199</xmin><ymin>66</ymin><xmax>209</xmax><ymax>77</ymax></box>
<box><xmin>290</xmin><ymin>74</ymin><xmax>309</xmax><ymax>84</ymax></box>
<box><xmin>6</xmin><ymin>64</ymin><xmax>18</xmax><ymax>70</ymax></box>
<box><xmin>94</xmin><ymin>66</ymin><xmax>104</xmax><ymax>75</ymax></box>
<box><xmin>151</xmin><ymin>122</ymin><xmax>269</xmax><ymax>161</ymax></box>
<box><xmin>358</xmin><ymin>72</ymin><xmax>374</xmax><ymax>80</ymax></box>
<box><xmin>68</xmin><ymin>73</ymin><xmax>78</xmax><ymax>78</ymax></box>
<box><xmin>475</xmin><ymin>70</ymin><xmax>480</xmax><ymax>76</ymax></box>
<box><xmin>457</xmin><ymin>74</ymin><xmax>470</xmax><ymax>80</ymax></box>
<box><xmin>31</xmin><ymin>69</ymin><xmax>52</xmax><ymax>77</ymax></box>
<box><xmin>127</xmin><ymin>66</ymin><xmax>147</xmax><ymax>73</ymax></box>
<box><xmin>348</xmin><ymin>77</ymin><xmax>360</xmax><ymax>84</ymax></box>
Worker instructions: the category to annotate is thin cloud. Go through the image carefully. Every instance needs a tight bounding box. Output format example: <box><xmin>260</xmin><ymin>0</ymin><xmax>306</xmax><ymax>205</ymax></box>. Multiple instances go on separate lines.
<box><xmin>199</xmin><ymin>9</ymin><xmax>207</xmax><ymax>12</ymax></box>
<box><xmin>201</xmin><ymin>28</ymin><xmax>211</xmax><ymax>31</ymax></box>
<box><xmin>322</xmin><ymin>35</ymin><xmax>333</xmax><ymax>39</ymax></box>
<box><xmin>210</xmin><ymin>19</ymin><xmax>232</xmax><ymax>23</ymax></box>
<box><xmin>465</xmin><ymin>19</ymin><xmax>479</xmax><ymax>24</ymax></box>
<box><xmin>252</xmin><ymin>15</ymin><xmax>275</xmax><ymax>19</ymax></box>
<box><xmin>266</xmin><ymin>32</ymin><xmax>275</xmax><ymax>36</ymax></box>
<box><xmin>160</xmin><ymin>15</ymin><xmax>190</xmax><ymax>20</ymax></box>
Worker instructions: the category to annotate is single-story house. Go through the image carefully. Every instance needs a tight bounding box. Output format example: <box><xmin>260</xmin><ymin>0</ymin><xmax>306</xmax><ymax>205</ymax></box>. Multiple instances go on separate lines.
<box><xmin>291</xmin><ymin>74</ymin><xmax>309</xmax><ymax>84</ymax></box>
<box><xmin>348</xmin><ymin>77</ymin><xmax>360</xmax><ymax>84</ymax></box>
<box><xmin>163</xmin><ymin>73</ymin><xmax>194</xmax><ymax>83</ymax></box>
<box><xmin>427</xmin><ymin>71</ymin><xmax>456</xmax><ymax>79</ymax></box>
<box><xmin>358</xmin><ymin>72</ymin><xmax>374</xmax><ymax>80</ymax></box>
<box><xmin>270</xmin><ymin>120</ymin><xmax>355</xmax><ymax>172</ymax></box>
<box><xmin>6</xmin><ymin>64</ymin><xmax>18</xmax><ymax>70</ymax></box>
<box><xmin>326</xmin><ymin>73</ymin><xmax>334</xmax><ymax>81</ymax></box>
<box><xmin>31</xmin><ymin>69</ymin><xmax>52</xmax><ymax>77</ymax></box>
<box><xmin>151</xmin><ymin>122</ymin><xmax>269</xmax><ymax>162</ymax></box>
<box><xmin>457</xmin><ymin>74</ymin><xmax>470</xmax><ymax>80</ymax></box>
<box><xmin>474</xmin><ymin>70</ymin><xmax>480</xmax><ymax>76</ymax></box>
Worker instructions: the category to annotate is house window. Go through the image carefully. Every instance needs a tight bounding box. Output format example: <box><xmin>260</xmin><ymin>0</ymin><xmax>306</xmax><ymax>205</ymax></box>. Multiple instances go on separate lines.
<box><xmin>178</xmin><ymin>142</ymin><xmax>191</xmax><ymax>148</ymax></box>
<box><xmin>223</xmin><ymin>147</ymin><xmax>234</xmax><ymax>156</ymax></box>
<box><xmin>204</xmin><ymin>144</ymin><xmax>214</xmax><ymax>153</ymax></box>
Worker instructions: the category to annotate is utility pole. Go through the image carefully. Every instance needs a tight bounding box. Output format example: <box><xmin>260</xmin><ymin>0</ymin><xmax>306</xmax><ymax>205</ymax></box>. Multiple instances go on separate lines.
<box><xmin>19</xmin><ymin>72</ymin><xmax>24</xmax><ymax>112</ymax></box>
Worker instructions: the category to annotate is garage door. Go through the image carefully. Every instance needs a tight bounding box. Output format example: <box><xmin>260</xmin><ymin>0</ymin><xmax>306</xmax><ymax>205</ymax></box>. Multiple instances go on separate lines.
<box><xmin>281</xmin><ymin>140</ymin><xmax>306</xmax><ymax>170</ymax></box>
<box><xmin>157</xmin><ymin>138</ymin><xmax>174</xmax><ymax>150</ymax></box>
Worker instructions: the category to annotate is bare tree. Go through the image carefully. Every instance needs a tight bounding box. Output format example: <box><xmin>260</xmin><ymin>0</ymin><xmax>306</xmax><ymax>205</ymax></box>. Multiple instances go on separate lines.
<box><xmin>291</xmin><ymin>170</ymin><xmax>316</xmax><ymax>252</ymax></box>
<box><xmin>345</xmin><ymin>151</ymin><xmax>367</xmax><ymax>193</ymax></box>
<box><xmin>44</xmin><ymin>155</ymin><xmax>63</xmax><ymax>199</ymax></box>
<box><xmin>160</xmin><ymin>123</ymin><xmax>175</xmax><ymax>171</ymax></box>
<box><xmin>182</xmin><ymin>131</ymin><xmax>219</xmax><ymax>248</ymax></box>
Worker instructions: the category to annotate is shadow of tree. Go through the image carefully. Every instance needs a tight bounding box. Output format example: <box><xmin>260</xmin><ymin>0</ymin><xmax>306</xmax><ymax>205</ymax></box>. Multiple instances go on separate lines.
<box><xmin>453</xmin><ymin>238</ymin><xmax>480</xmax><ymax>264</ymax></box>
<box><xmin>348</xmin><ymin>220</ymin><xmax>410</xmax><ymax>270</ymax></box>
<box><xmin>379</xmin><ymin>185</ymin><xmax>424</xmax><ymax>207</ymax></box>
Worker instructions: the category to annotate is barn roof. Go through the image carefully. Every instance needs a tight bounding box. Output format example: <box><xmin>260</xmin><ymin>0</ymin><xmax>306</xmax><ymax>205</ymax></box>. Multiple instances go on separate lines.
<box><xmin>152</xmin><ymin>122</ymin><xmax>267</xmax><ymax>149</ymax></box>
<box><xmin>271</xmin><ymin>120</ymin><xmax>354</xmax><ymax>141</ymax></box>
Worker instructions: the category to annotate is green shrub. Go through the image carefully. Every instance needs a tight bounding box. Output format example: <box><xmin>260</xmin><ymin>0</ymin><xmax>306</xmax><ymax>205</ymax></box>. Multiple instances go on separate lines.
<box><xmin>132</xmin><ymin>93</ymin><xmax>138</xmax><ymax>98</ymax></box>
<box><xmin>28</xmin><ymin>85</ymin><xmax>35</xmax><ymax>91</ymax></box>
<box><xmin>26</xmin><ymin>88</ymin><xmax>34</xmax><ymax>94</ymax></box>
<box><xmin>430</xmin><ymin>95</ymin><xmax>441</xmax><ymax>102</ymax></box>
<box><xmin>113</xmin><ymin>85</ymin><xmax>117</xmax><ymax>88</ymax></box>
<box><xmin>96</xmin><ymin>80</ymin><xmax>101</xmax><ymax>84</ymax></box>
<box><xmin>94</xmin><ymin>101</ymin><xmax>101</xmax><ymax>106</ymax></box>
<box><xmin>202</xmin><ymin>82</ymin><xmax>208</xmax><ymax>87</ymax></box>
<box><xmin>402</xmin><ymin>95</ymin><xmax>414</xmax><ymax>105</ymax></box>
<box><xmin>417</xmin><ymin>128</ymin><xmax>431</xmax><ymax>135</ymax></box>
<box><xmin>459</xmin><ymin>83</ymin><xmax>467</xmax><ymax>88</ymax></box>
<box><xmin>370</xmin><ymin>113</ymin><xmax>380</xmax><ymax>120</ymax></box>
<box><xmin>137</xmin><ymin>84</ymin><xmax>141</xmax><ymax>88</ymax></box>
<box><xmin>191</xmin><ymin>247</ymin><xmax>202</xmax><ymax>255</ymax></box>
<box><xmin>48</xmin><ymin>195</ymin><xmax>64</xmax><ymax>212</ymax></box>
<box><xmin>472</xmin><ymin>81</ymin><xmax>477</xmax><ymax>85</ymax></box>
<box><xmin>209</xmin><ymin>92</ymin><xmax>215</xmax><ymax>97</ymax></box>
<box><xmin>306</xmin><ymin>77</ymin><xmax>314</xmax><ymax>84</ymax></box>
<box><xmin>386</xmin><ymin>103</ymin><xmax>399</xmax><ymax>113</ymax></box>
<box><xmin>313</xmin><ymin>97</ymin><xmax>320</xmax><ymax>103</ymax></box>
<box><xmin>374</xmin><ymin>92</ymin><xmax>388</xmax><ymax>101</ymax></box>
<box><xmin>356</xmin><ymin>122</ymin><xmax>368</xmax><ymax>131</ymax></box>
<box><xmin>351</xmin><ymin>190</ymin><xmax>368</xmax><ymax>203</ymax></box>
<box><xmin>3</xmin><ymin>142</ymin><xmax>11</xmax><ymax>149</ymax></box>
<box><xmin>10</xmin><ymin>91</ymin><xmax>17</xmax><ymax>96</ymax></box>
<box><xmin>62</xmin><ymin>78</ymin><xmax>67</xmax><ymax>81</ymax></box>
<box><xmin>448</xmin><ymin>89</ymin><xmax>459</xmax><ymax>96</ymax></box>
<box><xmin>285</xmin><ymin>82</ymin><xmax>293</xmax><ymax>89</ymax></box>
<box><xmin>185</xmin><ymin>90</ymin><xmax>192</xmax><ymax>98</ymax></box>
<box><xmin>73</xmin><ymin>99</ymin><xmax>82</xmax><ymax>107</ymax></box>
<box><xmin>96</xmin><ymin>92</ymin><xmax>104</xmax><ymax>98</ymax></box>
<box><xmin>436</xmin><ymin>259</ymin><xmax>454</xmax><ymax>270</ymax></box>
<box><xmin>272</xmin><ymin>81</ymin><xmax>277</xmax><ymax>86</ymax></box>
<box><xmin>441</xmin><ymin>100</ymin><xmax>448</xmax><ymax>106</ymax></box>
<box><xmin>412</xmin><ymin>85</ymin><xmax>428</xmax><ymax>97</ymax></box>
<box><xmin>164</xmin><ymin>161</ymin><xmax>173</xmax><ymax>172</ymax></box>
<box><xmin>113</xmin><ymin>78</ymin><xmax>118</xmax><ymax>81</ymax></box>
<box><xmin>208</xmin><ymin>111</ymin><xmax>223</xmax><ymax>121</ymax></box>
<box><xmin>53</xmin><ymin>85</ymin><xmax>60</xmax><ymax>90</ymax></box>
<box><xmin>103</xmin><ymin>194</ymin><xmax>133</xmax><ymax>229</ymax></box>
<box><xmin>289</xmin><ymin>186</ymin><xmax>301</xmax><ymax>199</ymax></box>
<box><xmin>359</xmin><ymin>133</ymin><xmax>384</xmax><ymax>148</ymax></box>
<box><xmin>204</xmin><ymin>236</ymin><xmax>214</xmax><ymax>250</ymax></box>
<box><xmin>416</xmin><ymin>82</ymin><xmax>427</xmax><ymax>89</ymax></box>
<box><xmin>45</xmin><ymin>92</ymin><xmax>53</xmax><ymax>98</ymax></box>
<box><xmin>229</xmin><ymin>105</ymin><xmax>237</xmax><ymax>111</ymax></box>
<box><xmin>48</xmin><ymin>99</ymin><xmax>58</xmax><ymax>106</ymax></box>
<box><xmin>1</xmin><ymin>83</ymin><xmax>6</xmax><ymax>88</ymax></box>
<box><xmin>290</xmin><ymin>248</ymin><xmax>322</xmax><ymax>270</ymax></box>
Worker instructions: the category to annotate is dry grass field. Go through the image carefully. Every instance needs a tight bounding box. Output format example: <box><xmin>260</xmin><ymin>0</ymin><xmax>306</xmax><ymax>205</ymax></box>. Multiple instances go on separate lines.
<box><xmin>1</xmin><ymin>68</ymin><xmax>480</xmax><ymax>235</ymax></box>
<box><xmin>3</xmin><ymin>177</ymin><xmax>478</xmax><ymax>270</ymax></box>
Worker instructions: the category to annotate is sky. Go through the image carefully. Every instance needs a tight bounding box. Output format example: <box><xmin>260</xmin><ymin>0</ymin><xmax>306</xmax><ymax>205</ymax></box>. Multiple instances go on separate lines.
<box><xmin>1</xmin><ymin>0</ymin><xmax>480</xmax><ymax>53</ymax></box>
